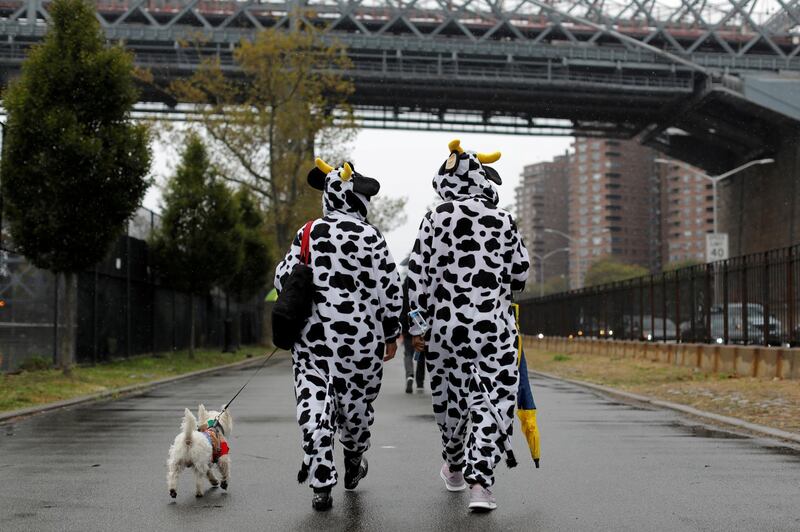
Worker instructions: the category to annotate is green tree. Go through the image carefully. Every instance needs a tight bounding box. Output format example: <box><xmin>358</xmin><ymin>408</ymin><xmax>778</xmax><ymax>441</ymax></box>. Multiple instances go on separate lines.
<box><xmin>226</xmin><ymin>188</ymin><xmax>272</xmax><ymax>302</ymax></box>
<box><xmin>369</xmin><ymin>195</ymin><xmax>408</xmax><ymax>234</ymax></box>
<box><xmin>0</xmin><ymin>0</ymin><xmax>151</xmax><ymax>372</ymax></box>
<box><xmin>663</xmin><ymin>258</ymin><xmax>703</xmax><ymax>271</ymax></box>
<box><xmin>584</xmin><ymin>257</ymin><xmax>649</xmax><ymax>287</ymax></box>
<box><xmin>169</xmin><ymin>20</ymin><xmax>355</xmax><ymax>257</ymax></box>
<box><xmin>151</xmin><ymin>135</ymin><xmax>243</xmax><ymax>358</ymax></box>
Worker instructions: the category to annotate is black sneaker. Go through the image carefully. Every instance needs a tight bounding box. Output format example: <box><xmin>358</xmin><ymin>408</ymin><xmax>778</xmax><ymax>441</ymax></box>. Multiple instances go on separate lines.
<box><xmin>344</xmin><ymin>455</ymin><xmax>368</xmax><ymax>490</ymax></box>
<box><xmin>312</xmin><ymin>489</ymin><xmax>333</xmax><ymax>511</ymax></box>
<box><xmin>405</xmin><ymin>377</ymin><xmax>413</xmax><ymax>394</ymax></box>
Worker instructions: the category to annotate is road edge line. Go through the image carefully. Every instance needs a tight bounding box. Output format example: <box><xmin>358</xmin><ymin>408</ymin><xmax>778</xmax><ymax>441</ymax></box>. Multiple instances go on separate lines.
<box><xmin>0</xmin><ymin>351</ymin><xmax>286</xmax><ymax>424</ymax></box>
<box><xmin>529</xmin><ymin>369</ymin><xmax>800</xmax><ymax>445</ymax></box>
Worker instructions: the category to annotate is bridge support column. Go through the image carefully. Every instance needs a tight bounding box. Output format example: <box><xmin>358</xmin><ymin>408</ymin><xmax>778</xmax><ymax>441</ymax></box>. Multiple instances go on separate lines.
<box><xmin>719</xmin><ymin>125</ymin><xmax>800</xmax><ymax>256</ymax></box>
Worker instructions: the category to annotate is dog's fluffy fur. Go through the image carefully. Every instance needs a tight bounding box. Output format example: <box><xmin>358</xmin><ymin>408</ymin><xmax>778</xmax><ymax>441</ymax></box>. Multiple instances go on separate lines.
<box><xmin>166</xmin><ymin>404</ymin><xmax>232</xmax><ymax>499</ymax></box>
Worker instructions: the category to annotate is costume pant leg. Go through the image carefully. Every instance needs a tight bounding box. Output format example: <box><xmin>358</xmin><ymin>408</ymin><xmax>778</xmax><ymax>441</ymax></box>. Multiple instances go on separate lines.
<box><xmin>403</xmin><ymin>336</ymin><xmax>414</xmax><ymax>378</ymax></box>
<box><xmin>337</xmin><ymin>392</ymin><xmax>376</xmax><ymax>457</ymax></box>
<box><xmin>463</xmin><ymin>403</ymin><xmax>507</xmax><ymax>488</ymax></box>
<box><xmin>415</xmin><ymin>351</ymin><xmax>426</xmax><ymax>387</ymax></box>
<box><xmin>294</xmin><ymin>359</ymin><xmax>337</xmax><ymax>489</ymax></box>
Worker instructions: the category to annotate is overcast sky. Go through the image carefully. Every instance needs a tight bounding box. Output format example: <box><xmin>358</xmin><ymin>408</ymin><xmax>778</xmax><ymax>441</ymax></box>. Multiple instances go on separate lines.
<box><xmin>143</xmin><ymin>129</ymin><xmax>573</xmax><ymax>262</ymax></box>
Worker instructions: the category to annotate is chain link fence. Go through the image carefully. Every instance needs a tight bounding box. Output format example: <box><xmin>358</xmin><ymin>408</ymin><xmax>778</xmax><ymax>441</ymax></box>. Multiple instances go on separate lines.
<box><xmin>518</xmin><ymin>246</ymin><xmax>800</xmax><ymax>347</ymax></box>
<box><xmin>0</xmin><ymin>207</ymin><xmax>264</xmax><ymax>371</ymax></box>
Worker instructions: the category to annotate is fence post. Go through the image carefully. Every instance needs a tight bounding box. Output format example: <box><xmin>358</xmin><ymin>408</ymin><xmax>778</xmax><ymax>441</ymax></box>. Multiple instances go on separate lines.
<box><xmin>53</xmin><ymin>272</ymin><xmax>59</xmax><ymax>365</ymax></box>
<box><xmin>92</xmin><ymin>269</ymin><xmax>98</xmax><ymax>364</ymax></box>
<box><xmin>125</xmin><ymin>222</ymin><xmax>131</xmax><ymax>358</ymax></box>
<box><xmin>723</xmin><ymin>261</ymin><xmax>729</xmax><ymax>344</ymax></box>
<box><xmin>661</xmin><ymin>272</ymin><xmax>667</xmax><ymax>342</ymax></box>
<box><xmin>150</xmin><ymin>209</ymin><xmax>156</xmax><ymax>355</ymax></box>
<box><xmin>763</xmin><ymin>251</ymin><xmax>770</xmax><ymax>347</ymax></box>
<box><xmin>742</xmin><ymin>258</ymin><xmax>749</xmax><ymax>345</ymax></box>
<box><xmin>705</xmin><ymin>263</ymin><xmax>712</xmax><ymax>343</ymax></box>
<box><xmin>639</xmin><ymin>276</ymin><xmax>644</xmax><ymax>340</ymax></box>
<box><xmin>675</xmin><ymin>270</ymin><xmax>681</xmax><ymax>343</ymax></box>
<box><xmin>689</xmin><ymin>266</ymin><xmax>696</xmax><ymax>342</ymax></box>
<box><xmin>649</xmin><ymin>275</ymin><xmax>655</xmax><ymax>341</ymax></box>
<box><xmin>789</xmin><ymin>247</ymin><xmax>796</xmax><ymax>345</ymax></box>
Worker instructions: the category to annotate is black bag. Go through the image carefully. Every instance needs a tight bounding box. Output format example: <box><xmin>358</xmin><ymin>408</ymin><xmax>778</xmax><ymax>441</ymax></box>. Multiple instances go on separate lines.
<box><xmin>272</xmin><ymin>220</ymin><xmax>315</xmax><ymax>350</ymax></box>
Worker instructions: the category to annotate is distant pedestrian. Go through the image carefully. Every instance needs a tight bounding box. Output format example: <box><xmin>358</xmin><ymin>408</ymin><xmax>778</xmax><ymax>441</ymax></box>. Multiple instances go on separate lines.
<box><xmin>274</xmin><ymin>158</ymin><xmax>402</xmax><ymax>511</ymax></box>
<box><xmin>407</xmin><ymin>140</ymin><xmax>529</xmax><ymax>512</ymax></box>
<box><xmin>401</xmin><ymin>275</ymin><xmax>425</xmax><ymax>393</ymax></box>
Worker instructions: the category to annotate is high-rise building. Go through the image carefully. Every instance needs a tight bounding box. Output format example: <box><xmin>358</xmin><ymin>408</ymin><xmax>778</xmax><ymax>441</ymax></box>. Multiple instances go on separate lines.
<box><xmin>568</xmin><ymin>138</ymin><xmax>660</xmax><ymax>288</ymax></box>
<box><xmin>514</xmin><ymin>153</ymin><xmax>570</xmax><ymax>293</ymax></box>
<box><xmin>516</xmin><ymin>139</ymin><xmax>716</xmax><ymax>292</ymax></box>
<box><xmin>658</xmin><ymin>159</ymin><xmax>715</xmax><ymax>266</ymax></box>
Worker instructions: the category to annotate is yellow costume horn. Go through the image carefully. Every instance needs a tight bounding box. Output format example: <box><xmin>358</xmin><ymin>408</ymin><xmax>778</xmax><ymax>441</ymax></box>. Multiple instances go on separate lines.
<box><xmin>315</xmin><ymin>157</ymin><xmax>334</xmax><ymax>174</ymax></box>
<box><xmin>448</xmin><ymin>139</ymin><xmax>464</xmax><ymax>154</ymax></box>
<box><xmin>341</xmin><ymin>162</ymin><xmax>353</xmax><ymax>181</ymax></box>
<box><xmin>477</xmin><ymin>151</ymin><xmax>501</xmax><ymax>164</ymax></box>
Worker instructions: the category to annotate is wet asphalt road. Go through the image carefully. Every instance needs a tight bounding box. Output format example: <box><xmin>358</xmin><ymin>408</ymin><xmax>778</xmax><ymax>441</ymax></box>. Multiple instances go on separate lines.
<box><xmin>1</xmin><ymin>353</ymin><xmax>799</xmax><ymax>532</ymax></box>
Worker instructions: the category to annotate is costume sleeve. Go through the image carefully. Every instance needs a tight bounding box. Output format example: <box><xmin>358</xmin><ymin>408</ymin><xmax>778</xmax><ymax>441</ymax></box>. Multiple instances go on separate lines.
<box><xmin>508</xmin><ymin>217</ymin><xmax>530</xmax><ymax>292</ymax></box>
<box><xmin>273</xmin><ymin>226</ymin><xmax>304</xmax><ymax>293</ymax></box>
<box><xmin>406</xmin><ymin>212</ymin><xmax>434</xmax><ymax>336</ymax></box>
<box><xmin>372</xmin><ymin>231</ymin><xmax>402</xmax><ymax>342</ymax></box>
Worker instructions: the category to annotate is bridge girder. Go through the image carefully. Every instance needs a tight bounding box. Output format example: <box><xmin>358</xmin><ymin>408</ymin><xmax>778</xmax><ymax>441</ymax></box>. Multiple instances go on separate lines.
<box><xmin>0</xmin><ymin>1</ymin><xmax>798</xmax><ymax>173</ymax></box>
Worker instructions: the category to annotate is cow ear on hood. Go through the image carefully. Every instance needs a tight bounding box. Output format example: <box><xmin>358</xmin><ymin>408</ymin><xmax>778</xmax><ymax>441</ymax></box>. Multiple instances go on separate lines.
<box><xmin>353</xmin><ymin>175</ymin><xmax>381</xmax><ymax>198</ymax></box>
<box><xmin>483</xmin><ymin>165</ymin><xmax>502</xmax><ymax>185</ymax></box>
<box><xmin>307</xmin><ymin>167</ymin><xmax>326</xmax><ymax>191</ymax></box>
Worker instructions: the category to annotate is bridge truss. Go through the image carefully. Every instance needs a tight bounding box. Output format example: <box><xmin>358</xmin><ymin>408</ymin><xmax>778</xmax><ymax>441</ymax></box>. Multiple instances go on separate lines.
<box><xmin>0</xmin><ymin>1</ymin><xmax>799</xmax><ymax>172</ymax></box>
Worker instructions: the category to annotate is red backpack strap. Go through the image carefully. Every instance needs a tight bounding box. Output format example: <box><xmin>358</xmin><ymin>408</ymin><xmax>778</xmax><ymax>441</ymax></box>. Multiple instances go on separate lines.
<box><xmin>300</xmin><ymin>220</ymin><xmax>314</xmax><ymax>265</ymax></box>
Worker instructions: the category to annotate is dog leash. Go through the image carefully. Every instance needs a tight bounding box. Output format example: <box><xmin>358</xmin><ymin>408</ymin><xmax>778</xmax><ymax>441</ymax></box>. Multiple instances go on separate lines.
<box><xmin>211</xmin><ymin>346</ymin><xmax>280</xmax><ymax>430</ymax></box>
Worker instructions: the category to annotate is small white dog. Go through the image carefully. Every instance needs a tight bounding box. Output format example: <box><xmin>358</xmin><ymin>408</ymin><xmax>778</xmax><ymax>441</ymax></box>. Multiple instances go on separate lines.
<box><xmin>167</xmin><ymin>404</ymin><xmax>233</xmax><ymax>499</ymax></box>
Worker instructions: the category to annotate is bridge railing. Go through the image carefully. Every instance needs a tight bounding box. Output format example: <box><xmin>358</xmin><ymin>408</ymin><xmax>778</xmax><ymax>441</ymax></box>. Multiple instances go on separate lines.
<box><xmin>518</xmin><ymin>245</ymin><xmax>800</xmax><ymax>347</ymax></box>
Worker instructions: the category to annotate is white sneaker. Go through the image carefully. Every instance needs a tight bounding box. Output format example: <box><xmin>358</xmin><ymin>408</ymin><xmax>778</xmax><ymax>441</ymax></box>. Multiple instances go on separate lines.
<box><xmin>468</xmin><ymin>484</ymin><xmax>497</xmax><ymax>511</ymax></box>
<box><xmin>439</xmin><ymin>463</ymin><xmax>467</xmax><ymax>492</ymax></box>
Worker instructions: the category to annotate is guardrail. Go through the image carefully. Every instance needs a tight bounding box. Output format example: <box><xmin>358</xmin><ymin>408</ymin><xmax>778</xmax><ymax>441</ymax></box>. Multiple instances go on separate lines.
<box><xmin>518</xmin><ymin>245</ymin><xmax>800</xmax><ymax>347</ymax></box>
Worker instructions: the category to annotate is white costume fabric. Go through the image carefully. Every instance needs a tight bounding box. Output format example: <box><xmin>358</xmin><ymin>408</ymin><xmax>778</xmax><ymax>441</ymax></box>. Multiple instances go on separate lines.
<box><xmin>274</xmin><ymin>164</ymin><xmax>402</xmax><ymax>490</ymax></box>
<box><xmin>406</xmin><ymin>146</ymin><xmax>530</xmax><ymax>488</ymax></box>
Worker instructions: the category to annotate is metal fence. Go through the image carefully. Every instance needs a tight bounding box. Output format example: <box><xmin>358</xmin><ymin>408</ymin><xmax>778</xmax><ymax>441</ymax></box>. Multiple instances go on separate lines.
<box><xmin>518</xmin><ymin>246</ymin><xmax>800</xmax><ymax>347</ymax></box>
<box><xmin>0</xmin><ymin>207</ymin><xmax>264</xmax><ymax>371</ymax></box>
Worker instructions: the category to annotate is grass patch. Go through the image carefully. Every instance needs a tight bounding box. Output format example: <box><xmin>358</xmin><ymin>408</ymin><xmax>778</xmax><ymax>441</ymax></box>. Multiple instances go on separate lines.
<box><xmin>0</xmin><ymin>347</ymin><xmax>265</xmax><ymax>413</ymax></box>
<box><xmin>525</xmin><ymin>347</ymin><xmax>800</xmax><ymax>434</ymax></box>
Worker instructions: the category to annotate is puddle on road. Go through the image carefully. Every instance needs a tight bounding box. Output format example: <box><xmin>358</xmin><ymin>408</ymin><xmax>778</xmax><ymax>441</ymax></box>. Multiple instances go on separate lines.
<box><xmin>407</xmin><ymin>414</ymin><xmax>436</xmax><ymax>421</ymax></box>
<box><xmin>677</xmin><ymin>423</ymin><xmax>747</xmax><ymax>439</ymax></box>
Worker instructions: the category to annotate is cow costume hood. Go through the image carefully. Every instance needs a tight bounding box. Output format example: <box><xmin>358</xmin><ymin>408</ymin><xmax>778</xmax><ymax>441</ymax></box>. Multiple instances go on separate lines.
<box><xmin>307</xmin><ymin>158</ymin><xmax>380</xmax><ymax>221</ymax></box>
<box><xmin>433</xmin><ymin>139</ymin><xmax>501</xmax><ymax>206</ymax></box>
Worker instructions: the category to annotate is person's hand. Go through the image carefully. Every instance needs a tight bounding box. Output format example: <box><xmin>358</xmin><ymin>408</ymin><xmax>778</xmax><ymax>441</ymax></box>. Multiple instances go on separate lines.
<box><xmin>412</xmin><ymin>335</ymin><xmax>426</xmax><ymax>352</ymax></box>
<box><xmin>384</xmin><ymin>341</ymin><xmax>398</xmax><ymax>362</ymax></box>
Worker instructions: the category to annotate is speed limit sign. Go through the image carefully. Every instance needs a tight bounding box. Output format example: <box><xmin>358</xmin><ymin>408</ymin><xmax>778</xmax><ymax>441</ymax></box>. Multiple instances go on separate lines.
<box><xmin>706</xmin><ymin>233</ymin><xmax>729</xmax><ymax>263</ymax></box>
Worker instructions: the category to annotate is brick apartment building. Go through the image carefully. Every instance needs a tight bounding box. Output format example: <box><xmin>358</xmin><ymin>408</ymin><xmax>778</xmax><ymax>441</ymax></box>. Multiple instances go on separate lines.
<box><xmin>568</xmin><ymin>138</ymin><xmax>660</xmax><ymax>288</ymax></box>
<box><xmin>514</xmin><ymin>153</ymin><xmax>570</xmax><ymax>290</ymax></box>
<box><xmin>516</xmin><ymin>139</ymin><xmax>714</xmax><ymax>291</ymax></box>
<box><xmin>658</xmin><ymin>160</ymin><xmax>715</xmax><ymax>266</ymax></box>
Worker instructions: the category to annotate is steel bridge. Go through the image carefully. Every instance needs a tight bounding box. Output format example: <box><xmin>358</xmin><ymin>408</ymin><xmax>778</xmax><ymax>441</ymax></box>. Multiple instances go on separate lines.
<box><xmin>0</xmin><ymin>1</ymin><xmax>799</xmax><ymax>173</ymax></box>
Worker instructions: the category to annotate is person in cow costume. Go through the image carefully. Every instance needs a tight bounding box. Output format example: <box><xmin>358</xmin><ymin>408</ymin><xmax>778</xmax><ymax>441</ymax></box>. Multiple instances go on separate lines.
<box><xmin>274</xmin><ymin>158</ymin><xmax>402</xmax><ymax>511</ymax></box>
<box><xmin>407</xmin><ymin>139</ymin><xmax>530</xmax><ymax>512</ymax></box>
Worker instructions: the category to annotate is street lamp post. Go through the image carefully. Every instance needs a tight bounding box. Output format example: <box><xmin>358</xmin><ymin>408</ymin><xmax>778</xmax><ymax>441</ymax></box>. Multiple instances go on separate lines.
<box><xmin>532</xmin><ymin>247</ymin><xmax>570</xmax><ymax>297</ymax></box>
<box><xmin>654</xmin><ymin>157</ymin><xmax>774</xmax><ymax>235</ymax></box>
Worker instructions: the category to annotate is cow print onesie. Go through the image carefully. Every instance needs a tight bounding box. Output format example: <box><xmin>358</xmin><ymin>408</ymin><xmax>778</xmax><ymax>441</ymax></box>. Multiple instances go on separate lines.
<box><xmin>406</xmin><ymin>148</ymin><xmax>530</xmax><ymax>488</ymax></box>
<box><xmin>274</xmin><ymin>166</ymin><xmax>402</xmax><ymax>491</ymax></box>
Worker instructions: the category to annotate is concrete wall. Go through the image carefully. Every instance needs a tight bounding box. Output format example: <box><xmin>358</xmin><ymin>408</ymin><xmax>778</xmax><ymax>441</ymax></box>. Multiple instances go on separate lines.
<box><xmin>522</xmin><ymin>335</ymin><xmax>800</xmax><ymax>380</ymax></box>
<box><xmin>719</xmin><ymin>126</ymin><xmax>800</xmax><ymax>256</ymax></box>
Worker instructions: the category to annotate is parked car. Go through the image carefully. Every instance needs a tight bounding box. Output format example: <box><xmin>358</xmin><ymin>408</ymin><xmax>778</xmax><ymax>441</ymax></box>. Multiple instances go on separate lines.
<box><xmin>625</xmin><ymin>315</ymin><xmax>677</xmax><ymax>341</ymax></box>
<box><xmin>680</xmin><ymin>303</ymin><xmax>783</xmax><ymax>345</ymax></box>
